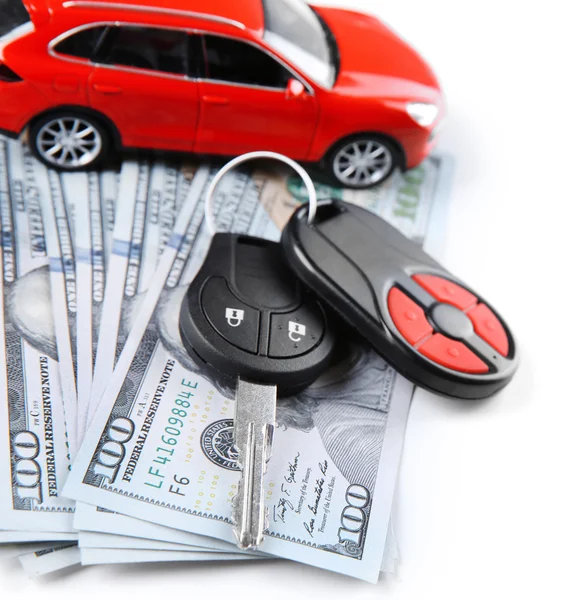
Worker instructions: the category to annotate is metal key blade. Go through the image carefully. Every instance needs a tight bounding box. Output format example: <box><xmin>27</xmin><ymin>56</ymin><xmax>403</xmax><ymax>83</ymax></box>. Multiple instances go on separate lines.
<box><xmin>232</xmin><ymin>378</ymin><xmax>277</xmax><ymax>550</ymax></box>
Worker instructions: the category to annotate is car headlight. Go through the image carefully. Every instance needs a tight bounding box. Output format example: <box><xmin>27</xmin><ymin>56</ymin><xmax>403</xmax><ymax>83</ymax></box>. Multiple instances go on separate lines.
<box><xmin>407</xmin><ymin>102</ymin><xmax>439</xmax><ymax>128</ymax></box>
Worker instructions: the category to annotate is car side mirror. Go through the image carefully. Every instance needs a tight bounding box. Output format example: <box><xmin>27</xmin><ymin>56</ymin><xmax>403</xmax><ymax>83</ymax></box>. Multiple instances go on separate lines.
<box><xmin>286</xmin><ymin>78</ymin><xmax>307</xmax><ymax>100</ymax></box>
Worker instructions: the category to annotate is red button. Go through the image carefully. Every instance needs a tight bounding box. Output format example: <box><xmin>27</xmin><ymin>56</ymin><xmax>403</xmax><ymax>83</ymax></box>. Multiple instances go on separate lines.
<box><xmin>413</xmin><ymin>275</ymin><xmax>478</xmax><ymax>311</ymax></box>
<box><xmin>418</xmin><ymin>334</ymin><xmax>489</xmax><ymax>374</ymax></box>
<box><xmin>467</xmin><ymin>303</ymin><xmax>509</xmax><ymax>357</ymax></box>
<box><xmin>388</xmin><ymin>287</ymin><xmax>433</xmax><ymax>345</ymax></box>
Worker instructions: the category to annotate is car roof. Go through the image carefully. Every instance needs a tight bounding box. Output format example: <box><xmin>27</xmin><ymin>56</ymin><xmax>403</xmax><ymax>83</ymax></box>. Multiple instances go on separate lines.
<box><xmin>53</xmin><ymin>0</ymin><xmax>265</xmax><ymax>34</ymax></box>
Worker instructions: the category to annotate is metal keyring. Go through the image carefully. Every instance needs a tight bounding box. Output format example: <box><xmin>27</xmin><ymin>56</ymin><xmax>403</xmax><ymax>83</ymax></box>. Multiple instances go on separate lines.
<box><xmin>205</xmin><ymin>151</ymin><xmax>318</xmax><ymax>235</ymax></box>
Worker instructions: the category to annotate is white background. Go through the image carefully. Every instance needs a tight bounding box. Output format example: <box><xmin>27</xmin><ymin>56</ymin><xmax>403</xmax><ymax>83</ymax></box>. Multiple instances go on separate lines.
<box><xmin>3</xmin><ymin>0</ymin><xmax>562</xmax><ymax>598</ymax></box>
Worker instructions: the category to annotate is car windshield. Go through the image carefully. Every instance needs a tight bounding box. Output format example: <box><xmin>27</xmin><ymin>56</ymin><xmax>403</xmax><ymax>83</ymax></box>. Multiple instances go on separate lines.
<box><xmin>262</xmin><ymin>0</ymin><xmax>336</xmax><ymax>88</ymax></box>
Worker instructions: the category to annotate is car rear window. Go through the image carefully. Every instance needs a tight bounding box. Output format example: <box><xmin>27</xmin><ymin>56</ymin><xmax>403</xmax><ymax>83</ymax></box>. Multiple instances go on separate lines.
<box><xmin>54</xmin><ymin>26</ymin><xmax>109</xmax><ymax>60</ymax></box>
<box><xmin>0</xmin><ymin>0</ymin><xmax>31</xmax><ymax>38</ymax></box>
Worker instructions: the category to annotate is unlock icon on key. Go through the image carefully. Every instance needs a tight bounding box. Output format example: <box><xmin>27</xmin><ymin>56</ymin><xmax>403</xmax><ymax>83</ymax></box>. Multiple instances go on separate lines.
<box><xmin>226</xmin><ymin>308</ymin><xmax>245</xmax><ymax>328</ymax></box>
<box><xmin>288</xmin><ymin>321</ymin><xmax>307</xmax><ymax>342</ymax></box>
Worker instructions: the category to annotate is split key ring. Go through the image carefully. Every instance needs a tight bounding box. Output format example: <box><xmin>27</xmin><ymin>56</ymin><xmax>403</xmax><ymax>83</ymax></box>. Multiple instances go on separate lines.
<box><xmin>204</xmin><ymin>151</ymin><xmax>318</xmax><ymax>235</ymax></box>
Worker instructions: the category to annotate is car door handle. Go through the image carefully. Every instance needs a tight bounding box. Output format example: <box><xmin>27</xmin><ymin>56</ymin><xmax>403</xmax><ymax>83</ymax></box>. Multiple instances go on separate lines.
<box><xmin>202</xmin><ymin>95</ymin><xmax>230</xmax><ymax>106</ymax></box>
<box><xmin>92</xmin><ymin>83</ymin><xmax>123</xmax><ymax>95</ymax></box>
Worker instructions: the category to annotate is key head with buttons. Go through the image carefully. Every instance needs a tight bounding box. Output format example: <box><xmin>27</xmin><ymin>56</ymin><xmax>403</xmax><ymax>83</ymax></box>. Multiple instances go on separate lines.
<box><xmin>282</xmin><ymin>199</ymin><xmax>518</xmax><ymax>400</ymax></box>
<box><xmin>179</xmin><ymin>233</ymin><xmax>336</xmax><ymax>397</ymax></box>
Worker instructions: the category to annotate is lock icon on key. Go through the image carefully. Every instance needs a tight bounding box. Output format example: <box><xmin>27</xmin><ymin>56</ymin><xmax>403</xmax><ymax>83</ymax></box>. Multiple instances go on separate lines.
<box><xmin>225</xmin><ymin>308</ymin><xmax>245</xmax><ymax>328</ymax></box>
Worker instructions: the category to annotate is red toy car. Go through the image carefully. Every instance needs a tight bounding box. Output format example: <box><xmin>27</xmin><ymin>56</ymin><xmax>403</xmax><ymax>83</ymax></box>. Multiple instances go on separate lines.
<box><xmin>0</xmin><ymin>0</ymin><xmax>444</xmax><ymax>188</ymax></box>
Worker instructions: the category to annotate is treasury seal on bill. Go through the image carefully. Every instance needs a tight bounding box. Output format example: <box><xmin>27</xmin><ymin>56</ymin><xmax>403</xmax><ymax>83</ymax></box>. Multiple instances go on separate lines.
<box><xmin>201</xmin><ymin>420</ymin><xmax>239</xmax><ymax>471</ymax></box>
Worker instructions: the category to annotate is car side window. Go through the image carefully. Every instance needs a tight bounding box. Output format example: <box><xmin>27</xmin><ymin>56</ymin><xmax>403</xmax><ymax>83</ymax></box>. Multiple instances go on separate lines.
<box><xmin>96</xmin><ymin>26</ymin><xmax>189</xmax><ymax>76</ymax></box>
<box><xmin>203</xmin><ymin>35</ymin><xmax>292</xmax><ymax>89</ymax></box>
<box><xmin>54</xmin><ymin>26</ymin><xmax>109</xmax><ymax>60</ymax></box>
<box><xmin>0</xmin><ymin>0</ymin><xmax>31</xmax><ymax>38</ymax></box>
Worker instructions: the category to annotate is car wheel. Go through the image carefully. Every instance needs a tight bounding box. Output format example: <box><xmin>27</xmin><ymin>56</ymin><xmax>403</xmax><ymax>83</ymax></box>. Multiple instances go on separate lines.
<box><xmin>29</xmin><ymin>112</ymin><xmax>110</xmax><ymax>171</ymax></box>
<box><xmin>327</xmin><ymin>135</ymin><xmax>400</xmax><ymax>189</ymax></box>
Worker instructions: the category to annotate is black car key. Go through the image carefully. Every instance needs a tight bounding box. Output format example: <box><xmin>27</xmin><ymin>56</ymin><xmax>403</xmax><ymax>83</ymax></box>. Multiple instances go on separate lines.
<box><xmin>282</xmin><ymin>199</ymin><xmax>518</xmax><ymax>400</ymax></box>
<box><xmin>179</xmin><ymin>233</ymin><xmax>335</xmax><ymax>549</ymax></box>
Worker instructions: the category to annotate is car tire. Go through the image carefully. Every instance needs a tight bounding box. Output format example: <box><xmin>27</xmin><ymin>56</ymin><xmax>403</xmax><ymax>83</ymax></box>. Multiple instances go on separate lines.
<box><xmin>29</xmin><ymin>111</ymin><xmax>111</xmax><ymax>171</ymax></box>
<box><xmin>326</xmin><ymin>135</ymin><xmax>401</xmax><ymax>189</ymax></box>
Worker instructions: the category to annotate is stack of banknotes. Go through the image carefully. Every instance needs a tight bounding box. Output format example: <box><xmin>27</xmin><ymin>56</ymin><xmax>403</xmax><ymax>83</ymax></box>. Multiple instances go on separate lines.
<box><xmin>0</xmin><ymin>137</ymin><xmax>454</xmax><ymax>582</ymax></box>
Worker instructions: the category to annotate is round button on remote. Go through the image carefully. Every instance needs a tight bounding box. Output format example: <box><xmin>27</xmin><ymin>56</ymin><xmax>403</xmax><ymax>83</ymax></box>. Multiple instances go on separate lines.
<box><xmin>431</xmin><ymin>303</ymin><xmax>474</xmax><ymax>340</ymax></box>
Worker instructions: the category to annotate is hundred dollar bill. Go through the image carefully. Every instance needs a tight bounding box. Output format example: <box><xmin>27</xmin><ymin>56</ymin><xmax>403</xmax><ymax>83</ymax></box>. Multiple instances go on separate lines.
<box><xmin>133</xmin><ymin>162</ymin><xmax>180</xmax><ymax>294</ymax></box>
<box><xmin>89</xmin><ymin>162</ymin><xmax>149</xmax><ymax>426</ymax></box>
<box><xmin>78</xmin><ymin>531</ymin><xmax>228</xmax><ymax>552</ymax></box>
<box><xmin>18</xmin><ymin>543</ymin><xmax>257</xmax><ymax>576</ymax></box>
<box><xmin>72</xmin><ymin>173</ymin><xmax>103</xmax><ymax>445</ymax></box>
<box><xmin>100</xmin><ymin>169</ymin><xmax>119</xmax><ymax>267</ymax></box>
<box><xmin>77</xmin><ymin>520</ymin><xmax>396</xmax><ymax>571</ymax></box>
<box><xmin>43</xmin><ymin>171</ymin><xmax>117</xmax><ymax>564</ymax></box>
<box><xmin>72</xmin><ymin>163</ymin><xmax>266</xmax><ymax>554</ymax></box>
<box><xmin>0</xmin><ymin>542</ymin><xmax>59</xmax><ymax>561</ymax></box>
<box><xmin>76</xmin><ymin>526</ymin><xmax>401</xmax><ymax>574</ymax></box>
<box><xmin>88</xmin><ymin>161</ymin><xmax>185</xmax><ymax>427</ymax></box>
<box><xmin>80</xmin><ymin>548</ymin><xmax>264</xmax><ymax>566</ymax></box>
<box><xmin>74</xmin><ymin>503</ymin><xmax>252</xmax><ymax>553</ymax></box>
<box><xmin>75</xmin><ymin>169</ymin><xmax>120</xmax><ymax>446</ymax></box>
<box><xmin>77</xmin><ymin>493</ymin><xmax>392</xmax><ymax>563</ymax></box>
<box><xmin>41</xmin><ymin>171</ymin><xmax>81</xmax><ymax>456</ymax></box>
<box><xmin>381</xmin><ymin>517</ymin><xmax>399</xmax><ymax>576</ymax></box>
<box><xmin>78</xmin><ymin>538</ymin><xmax>265</xmax><ymax>566</ymax></box>
<box><xmin>74</xmin><ymin>169</ymin><xmax>120</xmax><ymax>438</ymax></box>
<box><xmin>0</xmin><ymin>531</ymin><xmax>77</xmax><ymax>543</ymax></box>
<box><xmin>64</xmin><ymin>157</ymin><xmax>450</xmax><ymax>580</ymax></box>
<box><xmin>18</xmin><ymin>544</ymin><xmax>80</xmax><ymax>577</ymax></box>
<box><xmin>0</xmin><ymin>139</ymin><xmax>74</xmax><ymax>533</ymax></box>
<box><xmin>42</xmin><ymin>170</ymin><xmax>121</xmax><ymax>451</ymax></box>
<box><xmin>42</xmin><ymin>170</ymin><xmax>88</xmax><ymax>458</ymax></box>
<box><xmin>75</xmin><ymin>162</ymin><xmax>213</xmax><ymax>553</ymax></box>
<box><xmin>79</xmin><ymin>534</ymin><xmax>400</xmax><ymax>572</ymax></box>
<box><xmin>55</xmin><ymin>170</ymin><xmax>120</xmax><ymax>447</ymax></box>
<box><xmin>71</xmin><ymin>165</ymin><xmax>273</xmax><ymax>553</ymax></box>
<box><xmin>62</xmin><ymin>160</ymin><xmax>446</xmax><ymax>571</ymax></box>
<box><xmin>256</xmin><ymin>155</ymin><xmax>449</xmax><ymax>248</ymax></box>
<box><xmin>64</xmin><ymin>155</ymin><xmax>453</xmax><ymax>582</ymax></box>
<box><xmin>74</xmin><ymin>460</ymin><xmax>398</xmax><ymax>556</ymax></box>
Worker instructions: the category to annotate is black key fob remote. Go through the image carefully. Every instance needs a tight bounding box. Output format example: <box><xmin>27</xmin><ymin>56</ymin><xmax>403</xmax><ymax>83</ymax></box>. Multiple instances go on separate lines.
<box><xmin>282</xmin><ymin>200</ymin><xmax>518</xmax><ymax>400</ymax></box>
<box><xmin>179</xmin><ymin>234</ymin><xmax>336</xmax><ymax>396</ymax></box>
